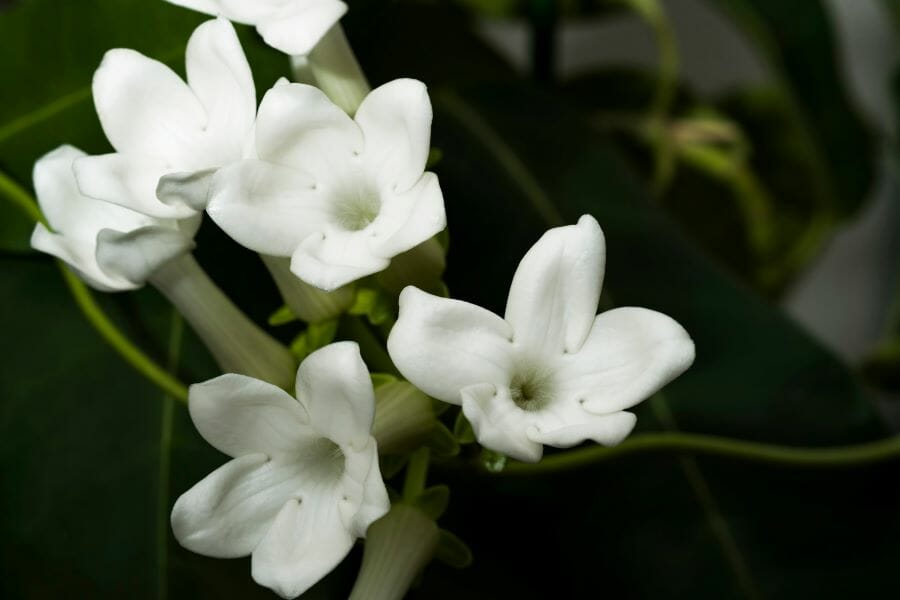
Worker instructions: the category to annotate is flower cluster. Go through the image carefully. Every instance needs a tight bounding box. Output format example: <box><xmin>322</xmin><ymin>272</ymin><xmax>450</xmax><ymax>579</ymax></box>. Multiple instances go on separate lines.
<box><xmin>29</xmin><ymin>1</ymin><xmax>695</xmax><ymax>597</ymax></box>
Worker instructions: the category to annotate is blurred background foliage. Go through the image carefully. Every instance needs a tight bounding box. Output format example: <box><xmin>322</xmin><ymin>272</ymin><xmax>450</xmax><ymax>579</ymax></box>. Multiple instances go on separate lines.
<box><xmin>1</xmin><ymin>0</ymin><xmax>899</xmax><ymax>598</ymax></box>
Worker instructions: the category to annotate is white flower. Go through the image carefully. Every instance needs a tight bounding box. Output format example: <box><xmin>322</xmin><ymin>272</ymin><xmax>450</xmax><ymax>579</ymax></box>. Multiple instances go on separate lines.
<box><xmin>163</xmin><ymin>0</ymin><xmax>348</xmax><ymax>56</ymax></box>
<box><xmin>171</xmin><ymin>342</ymin><xmax>390</xmax><ymax>599</ymax></box>
<box><xmin>73</xmin><ymin>18</ymin><xmax>255</xmax><ymax>220</ymax></box>
<box><xmin>187</xmin><ymin>79</ymin><xmax>446</xmax><ymax>291</ymax></box>
<box><xmin>387</xmin><ymin>215</ymin><xmax>695</xmax><ymax>463</ymax></box>
<box><xmin>30</xmin><ymin>145</ymin><xmax>197</xmax><ymax>292</ymax></box>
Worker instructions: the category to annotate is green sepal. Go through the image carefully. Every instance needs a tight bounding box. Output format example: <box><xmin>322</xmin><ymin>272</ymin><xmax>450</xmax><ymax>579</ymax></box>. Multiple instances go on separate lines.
<box><xmin>370</xmin><ymin>372</ymin><xmax>399</xmax><ymax>389</ymax></box>
<box><xmin>380</xmin><ymin>454</ymin><xmax>409</xmax><ymax>480</ymax></box>
<box><xmin>480</xmin><ymin>448</ymin><xmax>507</xmax><ymax>473</ymax></box>
<box><xmin>431</xmin><ymin>398</ymin><xmax>450</xmax><ymax>416</ymax></box>
<box><xmin>412</xmin><ymin>485</ymin><xmax>450</xmax><ymax>520</ymax></box>
<box><xmin>434</xmin><ymin>529</ymin><xmax>473</xmax><ymax>569</ymax></box>
<box><xmin>348</xmin><ymin>286</ymin><xmax>394</xmax><ymax>326</ymax></box>
<box><xmin>453</xmin><ymin>410</ymin><xmax>476</xmax><ymax>444</ymax></box>
<box><xmin>267</xmin><ymin>304</ymin><xmax>297</xmax><ymax>326</ymax></box>
<box><xmin>289</xmin><ymin>319</ymin><xmax>338</xmax><ymax>361</ymax></box>
<box><xmin>426</xmin><ymin>422</ymin><xmax>460</xmax><ymax>457</ymax></box>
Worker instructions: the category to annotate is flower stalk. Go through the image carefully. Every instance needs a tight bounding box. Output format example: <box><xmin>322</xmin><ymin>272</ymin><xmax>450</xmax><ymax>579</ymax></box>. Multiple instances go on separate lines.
<box><xmin>348</xmin><ymin>504</ymin><xmax>440</xmax><ymax>600</ymax></box>
<box><xmin>261</xmin><ymin>254</ymin><xmax>354</xmax><ymax>323</ymax></box>
<box><xmin>308</xmin><ymin>24</ymin><xmax>370</xmax><ymax>114</ymax></box>
<box><xmin>150</xmin><ymin>253</ymin><xmax>296</xmax><ymax>388</ymax></box>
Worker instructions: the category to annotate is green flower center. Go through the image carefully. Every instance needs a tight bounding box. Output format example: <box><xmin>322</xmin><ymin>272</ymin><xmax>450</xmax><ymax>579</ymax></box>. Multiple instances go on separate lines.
<box><xmin>332</xmin><ymin>186</ymin><xmax>381</xmax><ymax>231</ymax></box>
<box><xmin>304</xmin><ymin>437</ymin><xmax>346</xmax><ymax>481</ymax></box>
<box><xmin>509</xmin><ymin>366</ymin><xmax>555</xmax><ymax>412</ymax></box>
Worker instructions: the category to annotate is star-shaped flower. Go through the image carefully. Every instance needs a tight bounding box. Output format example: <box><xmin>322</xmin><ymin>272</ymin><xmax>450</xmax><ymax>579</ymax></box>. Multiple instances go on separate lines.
<box><xmin>30</xmin><ymin>145</ymin><xmax>197</xmax><ymax>291</ymax></box>
<box><xmin>171</xmin><ymin>342</ymin><xmax>390</xmax><ymax>599</ymax></box>
<box><xmin>163</xmin><ymin>0</ymin><xmax>347</xmax><ymax>56</ymax></box>
<box><xmin>73</xmin><ymin>18</ymin><xmax>256</xmax><ymax>220</ymax></box>
<box><xmin>187</xmin><ymin>78</ymin><xmax>446</xmax><ymax>291</ymax></box>
<box><xmin>387</xmin><ymin>215</ymin><xmax>695</xmax><ymax>462</ymax></box>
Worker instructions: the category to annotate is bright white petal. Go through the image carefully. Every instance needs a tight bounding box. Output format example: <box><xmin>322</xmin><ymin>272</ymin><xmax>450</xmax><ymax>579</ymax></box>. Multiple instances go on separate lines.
<box><xmin>95</xmin><ymin>226</ymin><xmax>194</xmax><ymax>285</ymax></box>
<box><xmin>371</xmin><ymin>172</ymin><xmax>446</xmax><ymax>258</ymax></box>
<box><xmin>184</xmin><ymin>18</ymin><xmax>256</xmax><ymax>166</ymax></box>
<box><xmin>558</xmin><ymin>307</ymin><xmax>695</xmax><ymax>414</ymax></box>
<box><xmin>171</xmin><ymin>453</ymin><xmax>302</xmax><ymax>559</ymax></box>
<box><xmin>290</xmin><ymin>230</ymin><xmax>390</xmax><ymax>291</ymax></box>
<box><xmin>338</xmin><ymin>440</ymin><xmax>390</xmax><ymax>538</ymax></box>
<box><xmin>387</xmin><ymin>287</ymin><xmax>514</xmax><ymax>405</ymax></box>
<box><xmin>188</xmin><ymin>373</ymin><xmax>311</xmax><ymax>459</ymax></box>
<box><xmin>461</xmin><ymin>383</ymin><xmax>543</xmax><ymax>462</ymax></box>
<box><xmin>31</xmin><ymin>224</ymin><xmax>136</xmax><ymax>292</ymax></box>
<box><xmin>251</xmin><ymin>496</ymin><xmax>353</xmax><ymax>599</ymax></box>
<box><xmin>505</xmin><ymin>214</ymin><xmax>605</xmax><ymax>356</ymax></box>
<box><xmin>73</xmin><ymin>154</ymin><xmax>195</xmax><ymax>220</ymax></box>
<box><xmin>295</xmin><ymin>342</ymin><xmax>374</xmax><ymax>449</ymax></box>
<box><xmin>35</xmin><ymin>146</ymin><xmax>155</xmax><ymax>236</ymax></box>
<box><xmin>255</xmin><ymin>82</ymin><xmax>361</xmax><ymax>176</ymax></box>
<box><xmin>92</xmin><ymin>49</ymin><xmax>206</xmax><ymax>160</ymax></box>
<box><xmin>356</xmin><ymin>79</ymin><xmax>432</xmax><ymax>192</ymax></box>
<box><xmin>207</xmin><ymin>160</ymin><xmax>328</xmax><ymax>256</ymax></box>
<box><xmin>527</xmin><ymin>410</ymin><xmax>636</xmax><ymax>448</ymax></box>
<box><xmin>257</xmin><ymin>2</ymin><xmax>348</xmax><ymax>56</ymax></box>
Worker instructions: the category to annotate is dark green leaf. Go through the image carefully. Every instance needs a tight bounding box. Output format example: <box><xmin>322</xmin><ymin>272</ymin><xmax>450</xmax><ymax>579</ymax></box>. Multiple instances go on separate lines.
<box><xmin>433</xmin><ymin>529</ymin><xmax>474</xmax><ymax>569</ymax></box>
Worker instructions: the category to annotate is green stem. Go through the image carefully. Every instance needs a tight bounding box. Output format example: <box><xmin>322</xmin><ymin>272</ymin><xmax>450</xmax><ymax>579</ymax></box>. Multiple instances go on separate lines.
<box><xmin>59</xmin><ymin>264</ymin><xmax>190</xmax><ymax>403</ymax></box>
<box><xmin>625</xmin><ymin>0</ymin><xmax>680</xmax><ymax>192</ymax></box>
<box><xmin>490</xmin><ymin>432</ymin><xmax>900</xmax><ymax>476</ymax></box>
<box><xmin>402</xmin><ymin>447</ymin><xmax>430</xmax><ymax>501</ymax></box>
<box><xmin>0</xmin><ymin>169</ymin><xmax>46</xmax><ymax>225</ymax></box>
<box><xmin>0</xmin><ymin>169</ymin><xmax>190</xmax><ymax>403</ymax></box>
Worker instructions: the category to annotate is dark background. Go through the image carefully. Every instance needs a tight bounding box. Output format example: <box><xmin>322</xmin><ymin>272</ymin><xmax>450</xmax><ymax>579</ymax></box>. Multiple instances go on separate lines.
<box><xmin>1</xmin><ymin>0</ymin><xmax>899</xmax><ymax>598</ymax></box>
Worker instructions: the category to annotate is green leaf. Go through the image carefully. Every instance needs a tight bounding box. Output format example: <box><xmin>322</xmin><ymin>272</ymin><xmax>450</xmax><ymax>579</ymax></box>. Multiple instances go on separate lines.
<box><xmin>379</xmin><ymin>454</ymin><xmax>410</xmax><ymax>480</ymax></box>
<box><xmin>412</xmin><ymin>485</ymin><xmax>451</xmax><ymax>520</ymax></box>
<box><xmin>412</xmin><ymin>79</ymin><xmax>895</xmax><ymax>597</ymax></box>
<box><xmin>434</xmin><ymin>529</ymin><xmax>474</xmax><ymax>569</ymax></box>
<box><xmin>705</xmin><ymin>0</ymin><xmax>875</xmax><ymax>219</ymax></box>
<box><xmin>371</xmin><ymin>372</ymin><xmax>400</xmax><ymax>389</ymax></box>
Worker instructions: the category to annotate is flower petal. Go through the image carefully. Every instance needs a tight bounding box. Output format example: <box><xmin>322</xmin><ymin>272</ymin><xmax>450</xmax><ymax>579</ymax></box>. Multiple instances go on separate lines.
<box><xmin>295</xmin><ymin>342</ymin><xmax>375</xmax><ymax>449</ymax></box>
<box><xmin>387</xmin><ymin>287</ymin><xmax>514</xmax><ymax>405</ymax></box>
<box><xmin>557</xmin><ymin>307</ymin><xmax>695</xmax><ymax>414</ymax></box>
<box><xmin>356</xmin><ymin>79</ymin><xmax>432</xmax><ymax>193</ymax></box>
<box><xmin>526</xmin><ymin>410</ymin><xmax>637</xmax><ymax>448</ymax></box>
<box><xmin>95</xmin><ymin>225</ymin><xmax>194</xmax><ymax>285</ymax></box>
<box><xmin>255</xmin><ymin>82</ymin><xmax>361</xmax><ymax>177</ymax></box>
<box><xmin>31</xmin><ymin>225</ymin><xmax>136</xmax><ymax>292</ymax></box>
<box><xmin>290</xmin><ymin>230</ymin><xmax>391</xmax><ymax>291</ymax></box>
<box><xmin>171</xmin><ymin>453</ymin><xmax>302</xmax><ymax>559</ymax></box>
<box><xmin>73</xmin><ymin>153</ymin><xmax>194</xmax><ymax>219</ymax></box>
<box><xmin>461</xmin><ymin>383</ymin><xmax>543</xmax><ymax>462</ymax></box>
<box><xmin>504</xmin><ymin>214</ymin><xmax>605</xmax><ymax>357</ymax></box>
<box><xmin>92</xmin><ymin>48</ymin><xmax>206</xmax><ymax>160</ymax></box>
<box><xmin>206</xmin><ymin>160</ymin><xmax>328</xmax><ymax>256</ymax></box>
<box><xmin>371</xmin><ymin>172</ymin><xmax>446</xmax><ymax>258</ymax></box>
<box><xmin>184</xmin><ymin>18</ymin><xmax>256</xmax><ymax>165</ymax></box>
<box><xmin>35</xmin><ymin>146</ymin><xmax>154</xmax><ymax>237</ymax></box>
<box><xmin>338</xmin><ymin>439</ymin><xmax>390</xmax><ymax>538</ymax></box>
<box><xmin>251</xmin><ymin>495</ymin><xmax>353</xmax><ymax>599</ymax></box>
<box><xmin>257</xmin><ymin>1</ymin><xmax>348</xmax><ymax>56</ymax></box>
<box><xmin>156</xmin><ymin>169</ymin><xmax>217</xmax><ymax>213</ymax></box>
<box><xmin>188</xmin><ymin>373</ymin><xmax>311</xmax><ymax>458</ymax></box>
